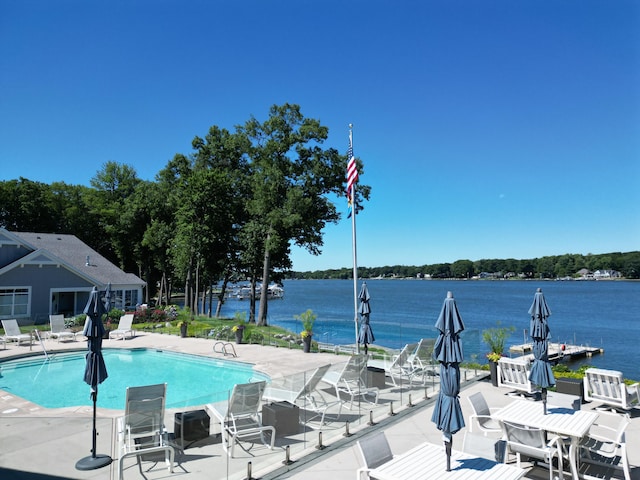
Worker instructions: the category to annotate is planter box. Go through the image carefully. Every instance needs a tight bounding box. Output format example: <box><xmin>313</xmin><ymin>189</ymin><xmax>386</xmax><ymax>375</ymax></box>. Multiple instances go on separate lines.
<box><xmin>366</xmin><ymin>366</ymin><xmax>386</xmax><ymax>389</ymax></box>
<box><xmin>556</xmin><ymin>377</ymin><xmax>584</xmax><ymax>402</ymax></box>
<box><xmin>262</xmin><ymin>401</ymin><xmax>299</xmax><ymax>436</ymax></box>
<box><xmin>174</xmin><ymin>409</ymin><xmax>210</xmax><ymax>448</ymax></box>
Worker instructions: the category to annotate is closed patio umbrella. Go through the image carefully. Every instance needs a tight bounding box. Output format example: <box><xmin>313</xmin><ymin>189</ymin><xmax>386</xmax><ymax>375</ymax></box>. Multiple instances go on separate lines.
<box><xmin>357</xmin><ymin>282</ymin><xmax>375</xmax><ymax>355</ymax></box>
<box><xmin>431</xmin><ymin>291</ymin><xmax>465</xmax><ymax>472</ymax></box>
<box><xmin>528</xmin><ymin>287</ymin><xmax>555</xmax><ymax>415</ymax></box>
<box><xmin>76</xmin><ymin>286</ymin><xmax>112</xmax><ymax>470</ymax></box>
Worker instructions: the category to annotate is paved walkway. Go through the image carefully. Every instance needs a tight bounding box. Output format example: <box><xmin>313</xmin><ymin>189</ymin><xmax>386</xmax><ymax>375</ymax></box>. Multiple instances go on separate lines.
<box><xmin>0</xmin><ymin>332</ymin><xmax>638</xmax><ymax>479</ymax></box>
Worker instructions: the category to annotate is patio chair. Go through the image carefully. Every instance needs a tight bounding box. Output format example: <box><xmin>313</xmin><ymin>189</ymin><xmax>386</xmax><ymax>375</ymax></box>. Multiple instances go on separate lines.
<box><xmin>408</xmin><ymin>337</ymin><xmax>438</xmax><ymax>377</ymax></box>
<box><xmin>109</xmin><ymin>314</ymin><xmax>135</xmax><ymax>340</ymax></box>
<box><xmin>355</xmin><ymin>431</ymin><xmax>394</xmax><ymax>480</ymax></box>
<box><xmin>467</xmin><ymin>392</ymin><xmax>502</xmax><ymax>436</ymax></box>
<box><xmin>497</xmin><ymin>357</ymin><xmax>539</xmax><ymax>396</ymax></box>
<box><xmin>263</xmin><ymin>364</ymin><xmax>337</xmax><ymax>426</ymax></box>
<box><xmin>321</xmin><ymin>354</ymin><xmax>378</xmax><ymax>410</ymax></box>
<box><xmin>1</xmin><ymin>319</ymin><xmax>32</xmax><ymax>346</ymax></box>
<box><xmin>462</xmin><ymin>431</ymin><xmax>506</xmax><ymax>462</ymax></box>
<box><xmin>502</xmin><ymin>420</ymin><xmax>566</xmax><ymax>480</ymax></box>
<box><xmin>47</xmin><ymin>314</ymin><xmax>76</xmax><ymax>342</ymax></box>
<box><xmin>206</xmin><ymin>380</ymin><xmax>274</xmax><ymax>457</ymax></box>
<box><xmin>579</xmin><ymin>411</ymin><xmax>631</xmax><ymax>480</ymax></box>
<box><xmin>116</xmin><ymin>383</ymin><xmax>174</xmax><ymax>480</ymax></box>
<box><xmin>583</xmin><ymin>368</ymin><xmax>639</xmax><ymax>412</ymax></box>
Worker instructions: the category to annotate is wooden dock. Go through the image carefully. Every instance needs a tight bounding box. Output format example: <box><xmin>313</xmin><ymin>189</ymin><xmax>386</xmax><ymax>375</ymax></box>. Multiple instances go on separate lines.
<box><xmin>509</xmin><ymin>342</ymin><xmax>603</xmax><ymax>364</ymax></box>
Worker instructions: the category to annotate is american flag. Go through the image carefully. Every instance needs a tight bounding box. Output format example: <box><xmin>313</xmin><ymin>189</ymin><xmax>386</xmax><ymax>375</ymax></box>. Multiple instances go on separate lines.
<box><xmin>346</xmin><ymin>132</ymin><xmax>358</xmax><ymax>200</ymax></box>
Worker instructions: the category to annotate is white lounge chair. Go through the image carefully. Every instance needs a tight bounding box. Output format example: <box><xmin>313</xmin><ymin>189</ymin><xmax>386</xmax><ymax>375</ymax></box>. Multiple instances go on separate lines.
<box><xmin>206</xmin><ymin>381</ymin><xmax>274</xmax><ymax>457</ymax></box>
<box><xmin>1</xmin><ymin>319</ymin><xmax>32</xmax><ymax>346</ymax></box>
<box><xmin>47</xmin><ymin>314</ymin><xmax>76</xmax><ymax>342</ymax></box>
<box><xmin>263</xmin><ymin>364</ymin><xmax>337</xmax><ymax>426</ymax></box>
<box><xmin>116</xmin><ymin>383</ymin><xmax>174</xmax><ymax>480</ymax></box>
<box><xmin>109</xmin><ymin>314</ymin><xmax>135</xmax><ymax>340</ymax></box>
<box><xmin>368</xmin><ymin>342</ymin><xmax>425</xmax><ymax>387</ymax></box>
<box><xmin>579</xmin><ymin>411</ymin><xmax>631</xmax><ymax>480</ymax></box>
<box><xmin>583</xmin><ymin>368</ymin><xmax>639</xmax><ymax>412</ymax></box>
<box><xmin>321</xmin><ymin>354</ymin><xmax>378</xmax><ymax>410</ymax></box>
<box><xmin>355</xmin><ymin>431</ymin><xmax>394</xmax><ymax>480</ymax></box>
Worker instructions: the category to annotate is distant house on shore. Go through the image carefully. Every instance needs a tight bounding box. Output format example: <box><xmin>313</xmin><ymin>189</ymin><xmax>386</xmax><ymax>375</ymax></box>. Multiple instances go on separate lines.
<box><xmin>593</xmin><ymin>269</ymin><xmax>621</xmax><ymax>279</ymax></box>
<box><xmin>0</xmin><ymin>228</ymin><xmax>145</xmax><ymax>325</ymax></box>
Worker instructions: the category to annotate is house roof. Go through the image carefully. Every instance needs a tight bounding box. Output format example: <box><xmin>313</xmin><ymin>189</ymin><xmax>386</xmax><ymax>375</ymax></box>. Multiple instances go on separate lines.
<box><xmin>6</xmin><ymin>230</ymin><xmax>145</xmax><ymax>288</ymax></box>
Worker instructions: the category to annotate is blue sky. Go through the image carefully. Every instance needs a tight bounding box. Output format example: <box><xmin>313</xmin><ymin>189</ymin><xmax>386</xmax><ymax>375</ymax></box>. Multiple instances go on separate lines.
<box><xmin>1</xmin><ymin>0</ymin><xmax>639</xmax><ymax>272</ymax></box>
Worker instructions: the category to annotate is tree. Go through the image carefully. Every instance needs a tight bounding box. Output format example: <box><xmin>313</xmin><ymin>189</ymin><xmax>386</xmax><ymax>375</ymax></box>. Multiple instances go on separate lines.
<box><xmin>241</xmin><ymin>104</ymin><xmax>370</xmax><ymax>325</ymax></box>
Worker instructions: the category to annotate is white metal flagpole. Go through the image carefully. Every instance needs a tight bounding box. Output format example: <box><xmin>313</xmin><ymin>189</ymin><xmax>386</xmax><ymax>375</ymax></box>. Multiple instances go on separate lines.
<box><xmin>348</xmin><ymin>124</ymin><xmax>359</xmax><ymax>352</ymax></box>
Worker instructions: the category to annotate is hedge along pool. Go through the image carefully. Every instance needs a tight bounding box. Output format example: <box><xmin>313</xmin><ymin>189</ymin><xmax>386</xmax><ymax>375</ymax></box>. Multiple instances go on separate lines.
<box><xmin>0</xmin><ymin>349</ymin><xmax>270</xmax><ymax>410</ymax></box>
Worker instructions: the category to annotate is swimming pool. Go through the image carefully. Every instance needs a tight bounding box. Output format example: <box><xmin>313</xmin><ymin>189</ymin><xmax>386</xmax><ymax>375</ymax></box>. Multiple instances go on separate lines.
<box><xmin>0</xmin><ymin>349</ymin><xmax>269</xmax><ymax>410</ymax></box>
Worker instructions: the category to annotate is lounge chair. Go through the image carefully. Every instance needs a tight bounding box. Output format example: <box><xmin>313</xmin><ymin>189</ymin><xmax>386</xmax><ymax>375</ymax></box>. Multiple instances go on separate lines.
<box><xmin>497</xmin><ymin>356</ymin><xmax>539</xmax><ymax>396</ymax></box>
<box><xmin>355</xmin><ymin>431</ymin><xmax>394</xmax><ymax>480</ymax></box>
<box><xmin>116</xmin><ymin>383</ymin><xmax>174</xmax><ymax>480</ymax></box>
<box><xmin>579</xmin><ymin>411</ymin><xmax>631</xmax><ymax>480</ymax></box>
<box><xmin>407</xmin><ymin>337</ymin><xmax>438</xmax><ymax>377</ymax></box>
<box><xmin>263</xmin><ymin>364</ymin><xmax>337</xmax><ymax>426</ymax></box>
<box><xmin>385</xmin><ymin>342</ymin><xmax>427</xmax><ymax>386</ymax></box>
<box><xmin>47</xmin><ymin>314</ymin><xmax>76</xmax><ymax>342</ymax></box>
<box><xmin>321</xmin><ymin>354</ymin><xmax>378</xmax><ymax>410</ymax></box>
<box><xmin>109</xmin><ymin>314</ymin><xmax>135</xmax><ymax>340</ymax></box>
<box><xmin>583</xmin><ymin>368</ymin><xmax>639</xmax><ymax>412</ymax></box>
<box><xmin>467</xmin><ymin>392</ymin><xmax>502</xmax><ymax>436</ymax></box>
<box><xmin>1</xmin><ymin>319</ymin><xmax>32</xmax><ymax>346</ymax></box>
<box><xmin>205</xmin><ymin>381</ymin><xmax>274</xmax><ymax>457</ymax></box>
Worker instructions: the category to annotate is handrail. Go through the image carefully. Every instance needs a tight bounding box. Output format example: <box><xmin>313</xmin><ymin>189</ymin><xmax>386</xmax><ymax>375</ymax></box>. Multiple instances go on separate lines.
<box><xmin>32</xmin><ymin>329</ymin><xmax>49</xmax><ymax>359</ymax></box>
<box><xmin>213</xmin><ymin>341</ymin><xmax>237</xmax><ymax>358</ymax></box>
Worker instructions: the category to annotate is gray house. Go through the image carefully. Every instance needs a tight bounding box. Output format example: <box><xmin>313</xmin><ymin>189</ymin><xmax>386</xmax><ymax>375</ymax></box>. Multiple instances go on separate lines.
<box><xmin>0</xmin><ymin>228</ymin><xmax>145</xmax><ymax>325</ymax></box>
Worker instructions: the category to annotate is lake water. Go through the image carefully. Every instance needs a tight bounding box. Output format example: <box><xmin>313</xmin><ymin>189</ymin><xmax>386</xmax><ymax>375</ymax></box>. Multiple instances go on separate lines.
<box><xmin>217</xmin><ymin>279</ymin><xmax>640</xmax><ymax>379</ymax></box>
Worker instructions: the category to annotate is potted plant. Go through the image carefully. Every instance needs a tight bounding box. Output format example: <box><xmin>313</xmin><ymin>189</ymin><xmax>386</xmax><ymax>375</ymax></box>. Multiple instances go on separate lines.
<box><xmin>295</xmin><ymin>309</ymin><xmax>316</xmax><ymax>353</ymax></box>
<box><xmin>232</xmin><ymin>312</ymin><xmax>246</xmax><ymax>344</ymax></box>
<box><xmin>177</xmin><ymin>321</ymin><xmax>188</xmax><ymax>338</ymax></box>
<box><xmin>482</xmin><ymin>321</ymin><xmax>515</xmax><ymax>386</ymax></box>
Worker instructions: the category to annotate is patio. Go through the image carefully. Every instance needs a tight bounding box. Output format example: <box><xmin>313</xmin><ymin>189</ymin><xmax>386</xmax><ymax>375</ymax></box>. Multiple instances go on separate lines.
<box><xmin>0</xmin><ymin>332</ymin><xmax>637</xmax><ymax>480</ymax></box>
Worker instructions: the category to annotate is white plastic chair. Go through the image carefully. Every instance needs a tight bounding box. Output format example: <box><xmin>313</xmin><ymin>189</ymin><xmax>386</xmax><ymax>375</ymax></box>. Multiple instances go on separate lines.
<box><xmin>583</xmin><ymin>368</ymin><xmax>639</xmax><ymax>412</ymax></box>
<box><xmin>355</xmin><ymin>431</ymin><xmax>394</xmax><ymax>480</ymax></box>
<box><xmin>109</xmin><ymin>314</ymin><xmax>135</xmax><ymax>340</ymax></box>
<box><xmin>1</xmin><ymin>319</ymin><xmax>32</xmax><ymax>346</ymax></box>
<box><xmin>48</xmin><ymin>314</ymin><xmax>76</xmax><ymax>342</ymax></box>
<box><xmin>579</xmin><ymin>411</ymin><xmax>631</xmax><ymax>480</ymax></box>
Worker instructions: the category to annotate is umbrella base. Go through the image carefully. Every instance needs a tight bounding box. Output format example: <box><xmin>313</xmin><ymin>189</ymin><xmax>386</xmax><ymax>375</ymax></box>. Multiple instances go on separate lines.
<box><xmin>75</xmin><ymin>454</ymin><xmax>112</xmax><ymax>470</ymax></box>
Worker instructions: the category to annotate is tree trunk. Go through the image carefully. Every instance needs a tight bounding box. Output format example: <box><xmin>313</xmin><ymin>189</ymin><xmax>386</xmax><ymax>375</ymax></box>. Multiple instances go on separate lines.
<box><xmin>249</xmin><ymin>276</ymin><xmax>257</xmax><ymax>323</ymax></box>
<box><xmin>257</xmin><ymin>247</ymin><xmax>271</xmax><ymax>326</ymax></box>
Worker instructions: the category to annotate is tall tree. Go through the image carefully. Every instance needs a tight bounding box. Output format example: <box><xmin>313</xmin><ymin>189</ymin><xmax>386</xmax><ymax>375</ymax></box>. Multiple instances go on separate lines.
<box><xmin>241</xmin><ymin>104</ymin><xmax>370</xmax><ymax>325</ymax></box>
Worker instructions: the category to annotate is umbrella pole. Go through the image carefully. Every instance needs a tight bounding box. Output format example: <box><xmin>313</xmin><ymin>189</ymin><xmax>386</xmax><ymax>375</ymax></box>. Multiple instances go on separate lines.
<box><xmin>445</xmin><ymin>438</ymin><xmax>452</xmax><ymax>471</ymax></box>
<box><xmin>542</xmin><ymin>387</ymin><xmax>547</xmax><ymax>415</ymax></box>
<box><xmin>76</xmin><ymin>387</ymin><xmax>112</xmax><ymax>470</ymax></box>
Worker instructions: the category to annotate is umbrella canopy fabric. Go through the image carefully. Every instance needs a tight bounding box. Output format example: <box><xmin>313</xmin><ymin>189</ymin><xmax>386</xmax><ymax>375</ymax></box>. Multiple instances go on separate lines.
<box><xmin>82</xmin><ymin>287</ymin><xmax>108</xmax><ymax>389</ymax></box>
<box><xmin>357</xmin><ymin>282</ymin><xmax>375</xmax><ymax>348</ymax></box>
<box><xmin>431</xmin><ymin>291</ymin><xmax>465</xmax><ymax>437</ymax></box>
<box><xmin>528</xmin><ymin>288</ymin><xmax>555</xmax><ymax>391</ymax></box>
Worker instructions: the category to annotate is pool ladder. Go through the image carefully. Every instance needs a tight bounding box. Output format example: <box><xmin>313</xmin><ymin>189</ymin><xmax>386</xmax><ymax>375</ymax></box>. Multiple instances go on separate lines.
<box><xmin>213</xmin><ymin>342</ymin><xmax>237</xmax><ymax>357</ymax></box>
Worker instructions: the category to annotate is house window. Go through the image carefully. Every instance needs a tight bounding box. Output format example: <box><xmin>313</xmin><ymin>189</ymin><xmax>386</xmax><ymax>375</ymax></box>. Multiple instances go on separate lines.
<box><xmin>0</xmin><ymin>287</ymin><xmax>30</xmax><ymax>318</ymax></box>
<box><xmin>124</xmin><ymin>289</ymin><xmax>139</xmax><ymax>310</ymax></box>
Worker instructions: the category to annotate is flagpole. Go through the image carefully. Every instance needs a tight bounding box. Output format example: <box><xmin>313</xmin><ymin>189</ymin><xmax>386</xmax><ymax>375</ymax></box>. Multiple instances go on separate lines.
<box><xmin>349</xmin><ymin>124</ymin><xmax>359</xmax><ymax>353</ymax></box>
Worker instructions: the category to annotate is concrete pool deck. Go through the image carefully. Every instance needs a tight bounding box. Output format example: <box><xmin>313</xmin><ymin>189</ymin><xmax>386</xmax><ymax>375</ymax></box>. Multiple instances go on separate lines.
<box><xmin>1</xmin><ymin>332</ymin><xmax>638</xmax><ymax>479</ymax></box>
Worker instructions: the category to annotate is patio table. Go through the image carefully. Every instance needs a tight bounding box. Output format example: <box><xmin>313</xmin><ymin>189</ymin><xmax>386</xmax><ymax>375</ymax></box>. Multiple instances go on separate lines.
<box><xmin>493</xmin><ymin>399</ymin><xmax>598</xmax><ymax>480</ymax></box>
<box><xmin>368</xmin><ymin>441</ymin><xmax>526</xmax><ymax>480</ymax></box>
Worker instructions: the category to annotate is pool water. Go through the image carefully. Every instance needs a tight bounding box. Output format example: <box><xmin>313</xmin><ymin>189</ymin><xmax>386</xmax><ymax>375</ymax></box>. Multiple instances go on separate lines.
<box><xmin>0</xmin><ymin>349</ymin><xmax>269</xmax><ymax>410</ymax></box>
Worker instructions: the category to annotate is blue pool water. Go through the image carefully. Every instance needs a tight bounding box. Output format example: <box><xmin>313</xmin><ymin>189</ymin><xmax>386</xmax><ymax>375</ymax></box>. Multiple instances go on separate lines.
<box><xmin>0</xmin><ymin>349</ymin><xmax>269</xmax><ymax>410</ymax></box>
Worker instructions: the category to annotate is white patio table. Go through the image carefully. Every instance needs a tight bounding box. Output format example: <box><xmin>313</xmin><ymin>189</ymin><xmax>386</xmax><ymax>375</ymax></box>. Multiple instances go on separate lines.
<box><xmin>368</xmin><ymin>441</ymin><xmax>526</xmax><ymax>480</ymax></box>
<box><xmin>493</xmin><ymin>399</ymin><xmax>599</xmax><ymax>480</ymax></box>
